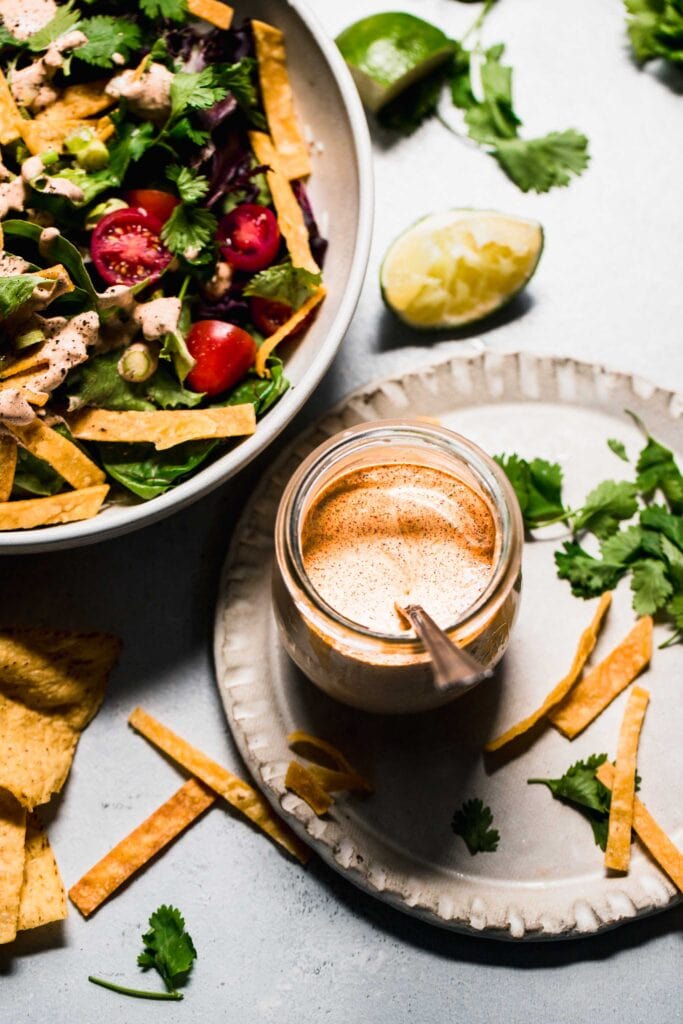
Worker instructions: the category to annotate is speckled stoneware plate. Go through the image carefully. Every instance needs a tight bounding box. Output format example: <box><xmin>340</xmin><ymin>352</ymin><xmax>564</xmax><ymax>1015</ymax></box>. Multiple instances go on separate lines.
<box><xmin>214</xmin><ymin>351</ymin><xmax>682</xmax><ymax>940</ymax></box>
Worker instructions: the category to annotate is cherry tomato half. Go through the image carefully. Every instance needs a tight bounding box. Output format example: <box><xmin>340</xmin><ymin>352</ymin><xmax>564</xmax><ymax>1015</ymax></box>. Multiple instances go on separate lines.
<box><xmin>249</xmin><ymin>296</ymin><xmax>293</xmax><ymax>336</ymax></box>
<box><xmin>91</xmin><ymin>208</ymin><xmax>172</xmax><ymax>286</ymax></box>
<box><xmin>126</xmin><ymin>188</ymin><xmax>180</xmax><ymax>224</ymax></box>
<box><xmin>185</xmin><ymin>320</ymin><xmax>257</xmax><ymax>396</ymax></box>
<box><xmin>216</xmin><ymin>204</ymin><xmax>280</xmax><ymax>272</ymax></box>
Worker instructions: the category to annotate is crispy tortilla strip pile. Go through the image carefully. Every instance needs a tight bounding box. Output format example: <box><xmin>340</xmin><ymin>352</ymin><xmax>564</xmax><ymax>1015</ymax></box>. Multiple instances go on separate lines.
<box><xmin>485</xmin><ymin>593</ymin><xmax>612</xmax><ymax>753</ymax></box>
<box><xmin>285</xmin><ymin>730</ymin><xmax>372</xmax><ymax>817</ymax></box>
<box><xmin>6</xmin><ymin>419</ymin><xmax>105</xmax><ymax>489</ymax></box>
<box><xmin>549</xmin><ymin>616</ymin><xmax>653</xmax><ymax>739</ymax></box>
<box><xmin>68</xmin><ymin>404</ymin><xmax>256</xmax><ymax>451</ymax></box>
<box><xmin>252</xmin><ymin>21</ymin><xmax>312</xmax><ymax>180</ymax></box>
<box><xmin>69</xmin><ymin>779</ymin><xmax>216</xmax><ymax>917</ymax></box>
<box><xmin>604</xmin><ymin>686</ymin><xmax>650</xmax><ymax>873</ymax></box>
<box><xmin>0</xmin><ymin>629</ymin><xmax>120</xmax><ymax>943</ymax></box>
<box><xmin>11</xmin><ymin>78</ymin><xmax>116</xmax><ymax>155</ymax></box>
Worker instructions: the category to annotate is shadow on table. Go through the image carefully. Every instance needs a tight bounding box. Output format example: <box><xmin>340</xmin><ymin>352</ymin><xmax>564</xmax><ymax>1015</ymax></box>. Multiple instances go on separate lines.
<box><xmin>307</xmin><ymin>856</ymin><xmax>683</xmax><ymax>966</ymax></box>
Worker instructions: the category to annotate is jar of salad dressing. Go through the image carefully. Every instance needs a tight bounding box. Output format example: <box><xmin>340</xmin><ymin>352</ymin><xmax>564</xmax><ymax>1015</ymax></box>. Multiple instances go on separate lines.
<box><xmin>273</xmin><ymin>421</ymin><xmax>524</xmax><ymax>713</ymax></box>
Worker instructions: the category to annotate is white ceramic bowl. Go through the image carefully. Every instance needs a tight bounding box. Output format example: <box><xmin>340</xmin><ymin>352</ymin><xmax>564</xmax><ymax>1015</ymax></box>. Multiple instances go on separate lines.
<box><xmin>0</xmin><ymin>0</ymin><xmax>372</xmax><ymax>554</ymax></box>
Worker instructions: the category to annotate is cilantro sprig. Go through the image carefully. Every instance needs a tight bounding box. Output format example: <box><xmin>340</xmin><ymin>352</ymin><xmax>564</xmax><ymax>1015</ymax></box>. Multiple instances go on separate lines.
<box><xmin>89</xmin><ymin>905</ymin><xmax>196</xmax><ymax>1001</ymax></box>
<box><xmin>74</xmin><ymin>17</ymin><xmax>142</xmax><ymax>69</ymax></box>
<box><xmin>451</xmin><ymin>798</ymin><xmax>500</xmax><ymax>854</ymax></box>
<box><xmin>625</xmin><ymin>0</ymin><xmax>683</xmax><ymax>65</ymax></box>
<box><xmin>244</xmin><ymin>259</ymin><xmax>322</xmax><ymax>311</ymax></box>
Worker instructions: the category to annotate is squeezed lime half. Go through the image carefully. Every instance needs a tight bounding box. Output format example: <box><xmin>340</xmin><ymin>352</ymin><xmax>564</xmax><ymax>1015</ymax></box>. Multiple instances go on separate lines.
<box><xmin>336</xmin><ymin>13</ymin><xmax>454</xmax><ymax>113</ymax></box>
<box><xmin>380</xmin><ymin>209</ymin><xmax>544</xmax><ymax>330</ymax></box>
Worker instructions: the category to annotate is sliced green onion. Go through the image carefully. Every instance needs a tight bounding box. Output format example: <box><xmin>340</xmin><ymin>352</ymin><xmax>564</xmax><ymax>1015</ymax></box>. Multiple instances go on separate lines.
<box><xmin>15</xmin><ymin>328</ymin><xmax>45</xmax><ymax>350</ymax></box>
<box><xmin>65</xmin><ymin>128</ymin><xmax>95</xmax><ymax>154</ymax></box>
<box><xmin>85</xmin><ymin>198</ymin><xmax>128</xmax><ymax>230</ymax></box>
<box><xmin>76</xmin><ymin>140</ymin><xmax>110</xmax><ymax>171</ymax></box>
<box><xmin>39</xmin><ymin>149</ymin><xmax>59</xmax><ymax>167</ymax></box>
<box><xmin>117</xmin><ymin>343</ymin><xmax>158</xmax><ymax>383</ymax></box>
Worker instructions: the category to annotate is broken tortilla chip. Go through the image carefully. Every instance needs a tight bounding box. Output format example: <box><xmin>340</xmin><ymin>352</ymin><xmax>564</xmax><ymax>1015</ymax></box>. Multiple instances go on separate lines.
<box><xmin>128</xmin><ymin>707</ymin><xmax>309</xmax><ymax>864</ymax></box>
<box><xmin>285</xmin><ymin>761</ymin><xmax>333</xmax><ymax>816</ymax></box>
<box><xmin>69</xmin><ymin>778</ymin><xmax>215</xmax><ymax>918</ymax></box>
<box><xmin>0</xmin><ymin>350</ymin><xmax>50</xmax><ymax>380</ymax></box>
<box><xmin>17</xmin><ymin>813</ymin><xmax>67</xmax><ymax>931</ymax></box>
<box><xmin>6</xmin><ymin>419</ymin><xmax>105</xmax><ymax>489</ymax></box>
<box><xmin>597</xmin><ymin>761</ymin><xmax>683</xmax><ymax>892</ymax></box>
<box><xmin>485</xmin><ymin>592</ymin><xmax>612</xmax><ymax>753</ymax></box>
<box><xmin>549</xmin><ymin>616</ymin><xmax>653</xmax><ymax>739</ymax></box>
<box><xmin>0</xmin><ymin>435</ymin><xmax>17</xmax><ymax>501</ymax></box>
<box><xmin>47</xmin><ymin>81</ymin><xmax>115</xmax><ymax>120</ymax></box>
<box><xmin>252</xmin><ymin>21</ymin><xmax>312</xmax><ymax>180</ymax></box>
<box><xmin>249</xmin><ymin>131</ymin><xmax>318</xmax><ymax>273</ymax></box>
<box><xmin>0</xmin><ymin>484</ymin><xmax>109</xmax><ymax>531</ymax></box>
<box><xmin>187</xmin><ymin>0</ymin><xmax>233</xmax><ymax>29</ymax></box>
<box><xmin>604</xmin><ymin>686</ymin><xmax>650</xmax><ymax>873</ymax></box>
<box><xmin>0</xmin><ymin>789</ymin><xmax>26</xmax><ymax>944</ymax></box>
<box><xmin>0</xmin><ymin>69</ymin><xmax>22</xmax><ymax>145</ymax></box>
<box><xmin>0</xmin><ymin>628</ymin><xmax>121</xmax><ymax>809</ymax></box>
<box><xmin>68</xmin><ymin>405</ymin><xmax>256</xmax><ymax>451</ymax></box>
<box><xmin>255</xmin><ymin>285</ymin><xmax>325</xmax><ymax>377</ymax></box>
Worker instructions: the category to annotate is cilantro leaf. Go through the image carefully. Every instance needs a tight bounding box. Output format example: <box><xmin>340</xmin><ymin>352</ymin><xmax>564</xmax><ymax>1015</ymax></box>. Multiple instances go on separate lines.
<box><xmin>26</xmin><ymin>1</ymin><xmax>81</xmax><ymax>52</ymax></box>
<box><xmin>167</xmin><ymin>117</ymin><xmax>210</xmax><ymax>147</ymax></box>
<box><xmin>161</xmin><ymin>204</ymin><xmax>217</xmax><ymax>263</ymax></box>
<box><xmin>599</xmin><ymin>524</ymin><xmax>649</xmax><ymax>564</ymax></box>
<box><xmin>166</xmin><ymin>166</ymin><xmax>209</xmax><ymax>204</ymax></box>
<box><xmin>625</xmin><ymin>0</ymin><xmax>683</xmax><ymax>65</ymax></box>
<box><xmin>140</xmin><ymin>0</ymin><xmax>188</xmax><ymax>22</ymax></box>
<box><xmin>464</xmin><ymin>44</ymin><xmax>520</xmax><ymax>143</ymax></box>
<box><xmin>214</xmin><ymin>59</ymin><xmax>266</xmax><ymax>129</ymax></box>
<box><xmin>137</xmin><ymin>905</ymin><xmax>197</xmax><ymax>993</ymax></box>
<box><xmin>630</xmin><ymin>558</ymin><xmax>673</xmax><ymax>615</ymax></box>
<box><xmin>449</xmin><ymin>41</ymin><xmax>476</xmax><ymax>109</ymax></box>
<box><xmin>244</xmin><ymin>259</ymin><xmax>321</xmax><ymax>311</ymax></box>
<box><xmin>660</xmin><ymin>535</ymin><xmax>683</xmax><ymax>588</ymax></box>
<box><xmin>608</xmin><ymin>438</ymin><xmax>629</xmax><ymax>462</ymax></box>
<box><xmin>640</xmin><ymin>504</ymin><xmax>683</xmax><ymax>551</ymax></box>
<box><xmin>75</xmin><ymin>16</ymin><xmax>142</xmax><ymax>69</ymax></box>
<box><xmin>572</xmin><ymin>480</ymin><xmax>639</xmax><ymax>539</ymax></box>
<box><xmin>494</xmin><ymin>453</ymin><xmax>567</xmax><ymax>529</ymax></box>
<box><xmin>0</xmin><ymin>274</ymin><xmax>45</xmax><ymax>318</ymax></box>
<box><xmin>635</xmin><ymin>432</ymin><xmax>683</xmax><ymax>513</ymax></box>
<box><xmin>451</xmin><ymin>798</ymin><xmax>499</xmax><ymax>855</ymax></box>
<box><xmin>170</xmin><ymin>68</ymin><xmax>227</xmax><ymax>119</ymax></box>
<box><xmin>554</xmin><ymin>541</ymin><xmax>626</xmax><ymax>598</ymax></box>
<box><xmin>669</xmin><ymin>592</ymin><xmax>683</xmax><ymax>629</ymax></box>
<box><xmin>493</xmin><ymin>130</ymin><xmax>590</xmax><ymax>194</ymax></box>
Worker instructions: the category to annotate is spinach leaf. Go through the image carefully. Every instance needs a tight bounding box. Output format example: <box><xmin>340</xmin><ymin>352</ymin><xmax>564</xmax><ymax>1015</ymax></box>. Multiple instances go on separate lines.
<box><xmin>2</xmin><ymin>220</ymin><xmax>98</xmax><ymax>305</ymax></box>
<box><xmin>99</xmin><ymin>440</ymin><xmax>217</xmax><ymax>499</ymax></box>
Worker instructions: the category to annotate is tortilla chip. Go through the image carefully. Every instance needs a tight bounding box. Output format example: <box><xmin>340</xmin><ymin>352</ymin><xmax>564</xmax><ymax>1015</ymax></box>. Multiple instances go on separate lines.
<box><xmin>20</xmin><ymin>83</ymin><xmax>115</xmax><ymax>155</ymax></box>
<box><xmin>0</xmin><ymin>351</ymin><xmax>50</xmax><ymax>380</ymax></box>
<box><xmin>285</xmin><ymin>761</ymin><xmax>333</xmax><ymax>816</ymax></box>
<box><xmin>0</xmin><ymin>69</ymin><xmax>22</xmax><ymax>146</ymax></box>
<box><xmin>7</xmin><ymin>419</ymin><xmax>105</xmax><ymax>489</ymax></box>
<box><xmin>129</xmin><ymin>707</ymin><xmax>309</xmax><ymax>864</ymax></box>
<box><xmin>68</xmin><ymin>405</ymin><xmax>256</xmax><ymax>451</ymax></box>
<box><xmin>47</xmin><ymin>81</ymin><xmax>115</xmax><ymax>120</ymax></box>
<box><xmin>597</xmin><ymin>761</ymin><xmax>683</xmax><ymax>892</ymax></box>
<box><xmin>94</xmin><ymin>115</ymin><xmax>115</xmax><ymax>143</ymax></box>
<box><xmin>485</xmin><ymin>593</ymin><xmax>612</xmax><ymax>753</ymax></box>
<box><xmin>550</xmin><ymin>616</ymin><xmax>653</xmax><ymax>739</ymax></box>
<box><xmin>0</xmin><ymin>789</ymin><xmax>26</xmax><ymax>944</ymax></box>
<box><xmin>0</xmin><ymin>484</ymin><xmax>109</xmax><ymax>531</ymax></box>
<box><xmin>252</xmin><ymin>21</ymin><xmax>312</xmax><ymax>180</ymax></box>
<box><xmin>255</xmin><ymin>286</ymin><xmax>325</xmax><ymax>376</ymax></box>
<box><xmin>0</xmin><ymin>435</ymin><xmax>17</xmax><ymax>502</ymax></box>
<box><xmin>17</xmin><ymin>813</ymin><xmax>67</xmax><ymax>931</ymax></box>
<box><xmin>0</xmin><ymin>628</ymin><xmax>121</xmax><ymax>809</ymax></box>
<box><xmin>187</xmin><ymin>0</ymin><xmax>234</xmax><ymax>29</ymax></box>
<box><xmin>249</xmin><ymin>131</ymin><xmax>318</xmax><ymax>273</ymax></box>
<box><xmin>69</xmin><ymin>778</ymin><xmax>215</xmax><ymax>918</ymax></box>
<box><xmin>604</xmin><ymin>686</ymin><xmax>650</xmax><ymax>873</ymax></box>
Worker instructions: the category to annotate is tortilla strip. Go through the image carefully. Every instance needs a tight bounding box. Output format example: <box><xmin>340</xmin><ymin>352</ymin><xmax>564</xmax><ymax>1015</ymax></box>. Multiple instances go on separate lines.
<box><xmin>0</xmin><ymin>352</ymin><xmax>50</xmax><ymax>380</ymax></box>
<box><xmin>0</xmin><ymin>69</ymin><xmax>23</xmax><ymax>145</ymax></box>
<box><xmin>604</xmin><ymin>686</ymin><xmax>650</xmax><ymax>872</ymax></box>
<box><xmin>45</xmin><ymin>81</ymin><xmax>115</xmax><ymax>120</ymax></box>
<box><xmin>306</xmin><ymin>764</ymin><xmax>373</xmax><ymax>795</ymax></box>
<box><xmin>129</xmin><ymin>707</ymin><xmax>309</xmax><ymax>864</ymax></box>
<box><xmin>17</xmin><ymin>814</ymin><xmax>67</xmax><ymax>931</ymax></box>
<box><xmin>549</xmin><ymin>616</ymin><xmax>653</xmax><ymax>739</ymax></box>
<box><xmin>252</xmin><ymin>21</ymin><xmax>312</xmax><ymax>180</ymax></box>
<box><xmin>285</xmin><ymin>761</ymin><xmax>333</xmax><ymax>816</ymax></box>
<box><xmin>0</xmin><ymin>484</ymin><xmax>109</xmax><ymax>531</ymax></box>
<box><xmin>597</xmin><ymin>762</ymin><xmax>683</xmax><ymax>891</ymax></box>
<box><xmin>69</xmin><ymin>779</ymin><xmax>215</xmax><ymax>918</ymax></box>
<box><xmin>0</xmin><ymin>435</ymin><xmax>17</xmax><ymax>501</ymax></box>
<box><xmin>288</xmin><ymin>730</ymin><xmax>370</xmax><ymax>786</ymax></box>
<box><xmin>7</xmin><ymin>419</ymin><xmax>105</xmax><ymax>489</ymax></box>
<box><xmin>0</xmin><ymin>628</ymin><xmax>121</xmax><ymax>809</ymax></box>
<box><xmin>68</xmin><ymin>405</ymin><xmax>256</xmax><ymax>451</ymax></box>
<box><xmin>485</xmin><ymin>593</ymin><xmax>613</xmax><ymax>752</ymax></box>
<box><xmin>255</xmin><ymin>286</ymin><xmax>325</xmax><ymax>377</ymax></box>
<box><xmin>0</xmin><ymin>789</ymin><xmax>26</xmax><ymax>944</ymax></box>
<box><xmin>249</xmin><ymin>131</ymin><xmax>318</xmax><ymax>273</ymax></box>
<box><xmin>187</xmin><ymin>0</ymin><xmax>234</xmax><ymax>29</ymax></box>
<box><xmin>94</xmin><ymin>115</ymin><xmax>115</xmax><ymax>143</ymax></box>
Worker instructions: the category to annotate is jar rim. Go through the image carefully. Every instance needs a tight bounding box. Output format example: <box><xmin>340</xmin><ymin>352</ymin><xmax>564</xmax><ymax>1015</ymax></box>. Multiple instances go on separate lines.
<box><xmin>277</xmin><ymin>420</ymin><xmax>523</xmax><ymax>646</ymax></box>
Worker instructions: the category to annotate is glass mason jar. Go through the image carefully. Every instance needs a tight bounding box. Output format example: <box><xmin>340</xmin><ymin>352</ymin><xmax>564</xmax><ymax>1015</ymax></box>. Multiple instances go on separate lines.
<box><xmin>273</xmin><ymin>420</ymin><xmax>523</xmax><ymax>714</ymax></box>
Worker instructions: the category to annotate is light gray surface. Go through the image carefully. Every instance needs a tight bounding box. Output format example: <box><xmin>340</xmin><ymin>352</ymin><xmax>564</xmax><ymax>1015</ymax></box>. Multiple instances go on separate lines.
<box><xmin>1</xmin><ymin>1</ymin><xmax>682</xmax><ymax>1021</ymax></box>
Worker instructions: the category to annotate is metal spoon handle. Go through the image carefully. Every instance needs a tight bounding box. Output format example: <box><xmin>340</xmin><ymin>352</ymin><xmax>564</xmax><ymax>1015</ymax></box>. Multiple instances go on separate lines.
<box><xmin>399</xmin><ymin>603</ymin><xmax>493</xmax><ymax>693</ymax></box>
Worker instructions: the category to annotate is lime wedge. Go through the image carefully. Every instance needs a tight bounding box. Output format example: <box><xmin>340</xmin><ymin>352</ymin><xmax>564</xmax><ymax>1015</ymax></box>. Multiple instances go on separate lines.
<box><xmin>336</xmin><ymin>13</ymin><xmax>454</xmax><ymax>113</ymax></box>
<box><xmin>380</xmin><ymin>210</ymin><xmax>544</xmax><ymax>330</ymax></box>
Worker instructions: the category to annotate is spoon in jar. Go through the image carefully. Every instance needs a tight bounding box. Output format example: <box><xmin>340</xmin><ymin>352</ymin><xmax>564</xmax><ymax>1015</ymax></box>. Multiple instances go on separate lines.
<box><xmin>395</xmin><ymin>602</ymin><xmax>494</xmax><ymax>694</ymax></box>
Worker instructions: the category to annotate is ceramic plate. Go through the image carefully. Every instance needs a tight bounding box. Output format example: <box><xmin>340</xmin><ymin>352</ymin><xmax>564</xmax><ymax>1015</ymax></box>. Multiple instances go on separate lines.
<box><xmin>0</xmin><ymin>0</ymin><xmax>373</xmax><ymax>554</ymax></box>
<box><xmin>214</xmin><ymin>351</ymin><xmax>682</xmax><ymax>940</ymax></box>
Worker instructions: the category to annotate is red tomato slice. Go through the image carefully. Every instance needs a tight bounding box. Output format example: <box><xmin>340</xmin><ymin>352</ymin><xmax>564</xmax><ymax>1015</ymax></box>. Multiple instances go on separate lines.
<box><xmin>185</xmin><ymin>320</ymin><xmax>257</xmax><ymax>396</ymax></box>
<box><xmin>126</xmin><ymin>188</ymin><xmax>180</xmax><ymax>224</ymax></box>
<box><xmin>249</xmin><ymin>296</ymin><xmax>293</xmax><ymax>336</ymax></box>
<box><xmin>216</xmin><ymin>204</ymin><xmax>280</xmax><ymax>272</ymax></box>
<box><xmin>91</xmin><ymin>208</ymin><xmax>172</xmax><ymax>286</ymax></box>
